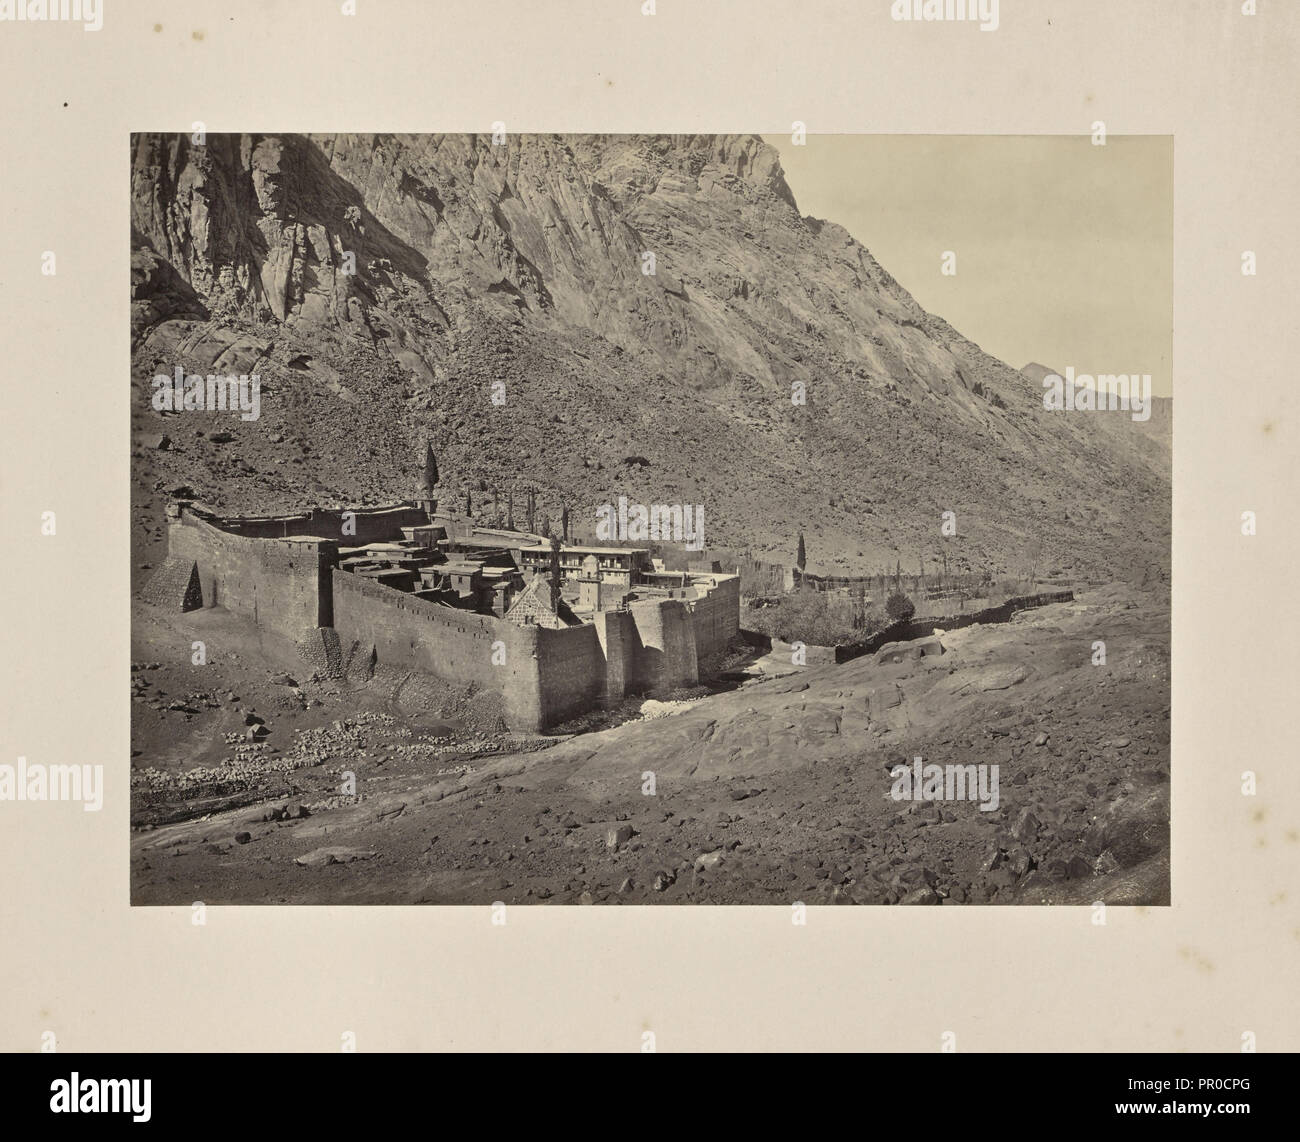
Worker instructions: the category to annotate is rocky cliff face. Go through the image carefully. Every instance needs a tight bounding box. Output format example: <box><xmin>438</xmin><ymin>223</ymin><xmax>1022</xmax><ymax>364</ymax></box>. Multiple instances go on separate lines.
<box><xmin>130</xmin><ymin>132</ymin><xmax>1169</xmax><ymax>580</ymax></box>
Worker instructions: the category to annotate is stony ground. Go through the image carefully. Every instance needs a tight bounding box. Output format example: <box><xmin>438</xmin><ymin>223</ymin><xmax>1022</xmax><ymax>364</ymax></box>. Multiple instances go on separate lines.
<box><xmin>131</xmin><ymin>585</ymin><xmax>1169</xmax><ymax>906</ymax></box>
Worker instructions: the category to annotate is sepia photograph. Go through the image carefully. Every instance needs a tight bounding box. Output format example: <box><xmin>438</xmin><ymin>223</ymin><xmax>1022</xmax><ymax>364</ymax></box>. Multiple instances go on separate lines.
<box><xmin>129</xmin><ymin>131</ymin><xmax>1172</xmax><ymax>906</ymax></box>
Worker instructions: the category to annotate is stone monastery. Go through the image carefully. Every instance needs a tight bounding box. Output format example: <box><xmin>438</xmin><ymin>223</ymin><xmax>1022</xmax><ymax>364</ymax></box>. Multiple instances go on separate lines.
<box><xmin>141</xmin><ymin>457</ymin><xmax>740</xmax><ymax>732</ymax></box>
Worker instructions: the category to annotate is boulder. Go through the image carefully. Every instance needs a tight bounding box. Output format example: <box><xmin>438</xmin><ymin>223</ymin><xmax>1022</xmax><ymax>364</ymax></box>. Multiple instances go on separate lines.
<box><xmin>605</xmin><ymin>825</ymin><xmax>634</xmax><ymax>850</ymax></box>
<box><xmin>1066</xmin><ymin>855</ymin><xmax>1093</xmax><ymax>880</ymax></box>
<box><xmin>1011</xmin><ymin>809</ymin><xmax>1041</xmax><ymax>841</ymax></box>
<box><xmin>874</xmin><ymin>637</ymin><xmax>944</xmax><ymax>666</ymax></box>
<box><xmin>293</xmin><ymin>847</ymin><xmax>376</xmax><ymax>868</ymax></box>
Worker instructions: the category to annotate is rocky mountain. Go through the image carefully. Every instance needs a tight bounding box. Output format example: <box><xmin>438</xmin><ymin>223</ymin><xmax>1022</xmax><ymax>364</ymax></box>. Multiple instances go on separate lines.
<box><xmin>1021</xmin><ymin>362</ymin><xmax>1173</xmax><ymax>464</ymax></box>
<box><xmin>130</xmin><ymin>133</ymin><xmax>1170</xmax><ymax>581</ymax></box>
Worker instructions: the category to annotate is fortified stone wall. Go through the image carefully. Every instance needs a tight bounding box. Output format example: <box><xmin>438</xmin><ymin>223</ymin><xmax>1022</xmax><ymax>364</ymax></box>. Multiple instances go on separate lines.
<box><xmin>834</xmin><ymin>590</ymin><xmax>1077</xmax><ymax>663</ymax></box>
<box><xmin>331</xmin><ymin>571</ymin><xmax>544</xmax><ymax>731</ymax></box>
<box><xmin>215</xmin><ymin>504</ymin><xmax>427</xmax><ymax>543</ymax></box>
<box><xmin>168</xmin><ymin>511</ymin><xmax>334</xmax><ymax>639</ymax></box>
<box><xmin>534</xmin><ymin>623</ymin><xmax>607</xmax><ymax>726</ymax></box>
<box><xmin>690</xmin><ymin>577</ymin><xmax>741</xmax><ymax>661</ymax></box>
<box><xmin>629</xmin><ymin>598</ymin><xmax>698</xmax><ymax>693</ymax></box>
<box><xmin>593</xmin><ymin>610</ymin><xmax>634</xmax><ymax>707</ymax></box>
<box><xmin>156</xmin><ymin>510</ymin><xmax>744</xmax><ymax>731</ymax></box>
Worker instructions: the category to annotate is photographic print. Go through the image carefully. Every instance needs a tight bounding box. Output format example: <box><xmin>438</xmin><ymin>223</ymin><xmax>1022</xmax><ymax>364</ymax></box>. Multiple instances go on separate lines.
<box><xmin>129</xmin><ymin>132</ymin><xmax>1171</xmax><ymax>906</ymax></box>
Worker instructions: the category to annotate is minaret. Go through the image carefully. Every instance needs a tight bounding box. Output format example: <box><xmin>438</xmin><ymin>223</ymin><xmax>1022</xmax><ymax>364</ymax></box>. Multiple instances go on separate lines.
<box><xmin>417</xmin><ymin>442</ymin><xmax>439</xmax><ymax>518</ymax></box>
<box><xmin>548</xmin><ymin>534</ymin><xmax>563</xmax><ymax>614</ymax></box>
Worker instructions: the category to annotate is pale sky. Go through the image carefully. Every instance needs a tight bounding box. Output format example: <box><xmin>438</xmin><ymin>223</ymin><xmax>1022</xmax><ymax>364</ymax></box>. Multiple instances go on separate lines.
<box><xmin>762</xmin><ymin>135</ymin><xmax>1173</xmax><ymax>397</ymax></box>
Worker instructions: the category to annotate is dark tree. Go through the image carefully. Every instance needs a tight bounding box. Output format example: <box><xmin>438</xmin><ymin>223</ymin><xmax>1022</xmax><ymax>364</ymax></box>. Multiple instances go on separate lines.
<box><xmin>422</xmin><ymin>443</ymin><xmax>439</xmax><ymax>490</ymax></box>
<box><xmin>885</xmin><ymin>591</ymin><xmax>915</xmax><ymax>622</ymax></box>
<box><xmin>796</xmin><ymin>532</ymin><xmax>807</xmax><ymax>571</ymax></box>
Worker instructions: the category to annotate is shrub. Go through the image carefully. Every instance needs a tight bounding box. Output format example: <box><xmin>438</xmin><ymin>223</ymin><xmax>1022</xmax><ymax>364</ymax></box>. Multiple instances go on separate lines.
<box><xmin>746</xmin><ymin>590</ymin><xmax>885</xmax><ymax>646</ymax></box>
<box><xmin>885</xmin><ymin>591</ymin><xmax>916</xmax><ymax>622</ymax></box>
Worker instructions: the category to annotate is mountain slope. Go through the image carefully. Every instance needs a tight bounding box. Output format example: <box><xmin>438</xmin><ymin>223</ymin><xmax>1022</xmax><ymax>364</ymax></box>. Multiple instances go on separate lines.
<box><xmin>130</xmin><ymin>133</ymin><xmax>1169</xmax><ymax>580</ymax></box>
<box><xmin>1022</xmin><ymin>362</ymin><xmax>1173</xmax><ymax>463</ymax></box>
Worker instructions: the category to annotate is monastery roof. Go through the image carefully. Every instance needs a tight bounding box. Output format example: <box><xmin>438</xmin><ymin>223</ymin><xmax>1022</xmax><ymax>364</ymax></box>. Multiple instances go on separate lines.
<box><xmin>504</xmin><ymin>574</ymin><xmax>580</xmax><ymax>628</ymax></box>
<box><xmin>470</xmin><ymin>527</ymin><xmax>549</xmax><ymax>542</ymax></box>
<box><xmin>519</xmin><ymin>543</ymin><xmax>649</xmax><ymax>556</ymax></box>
